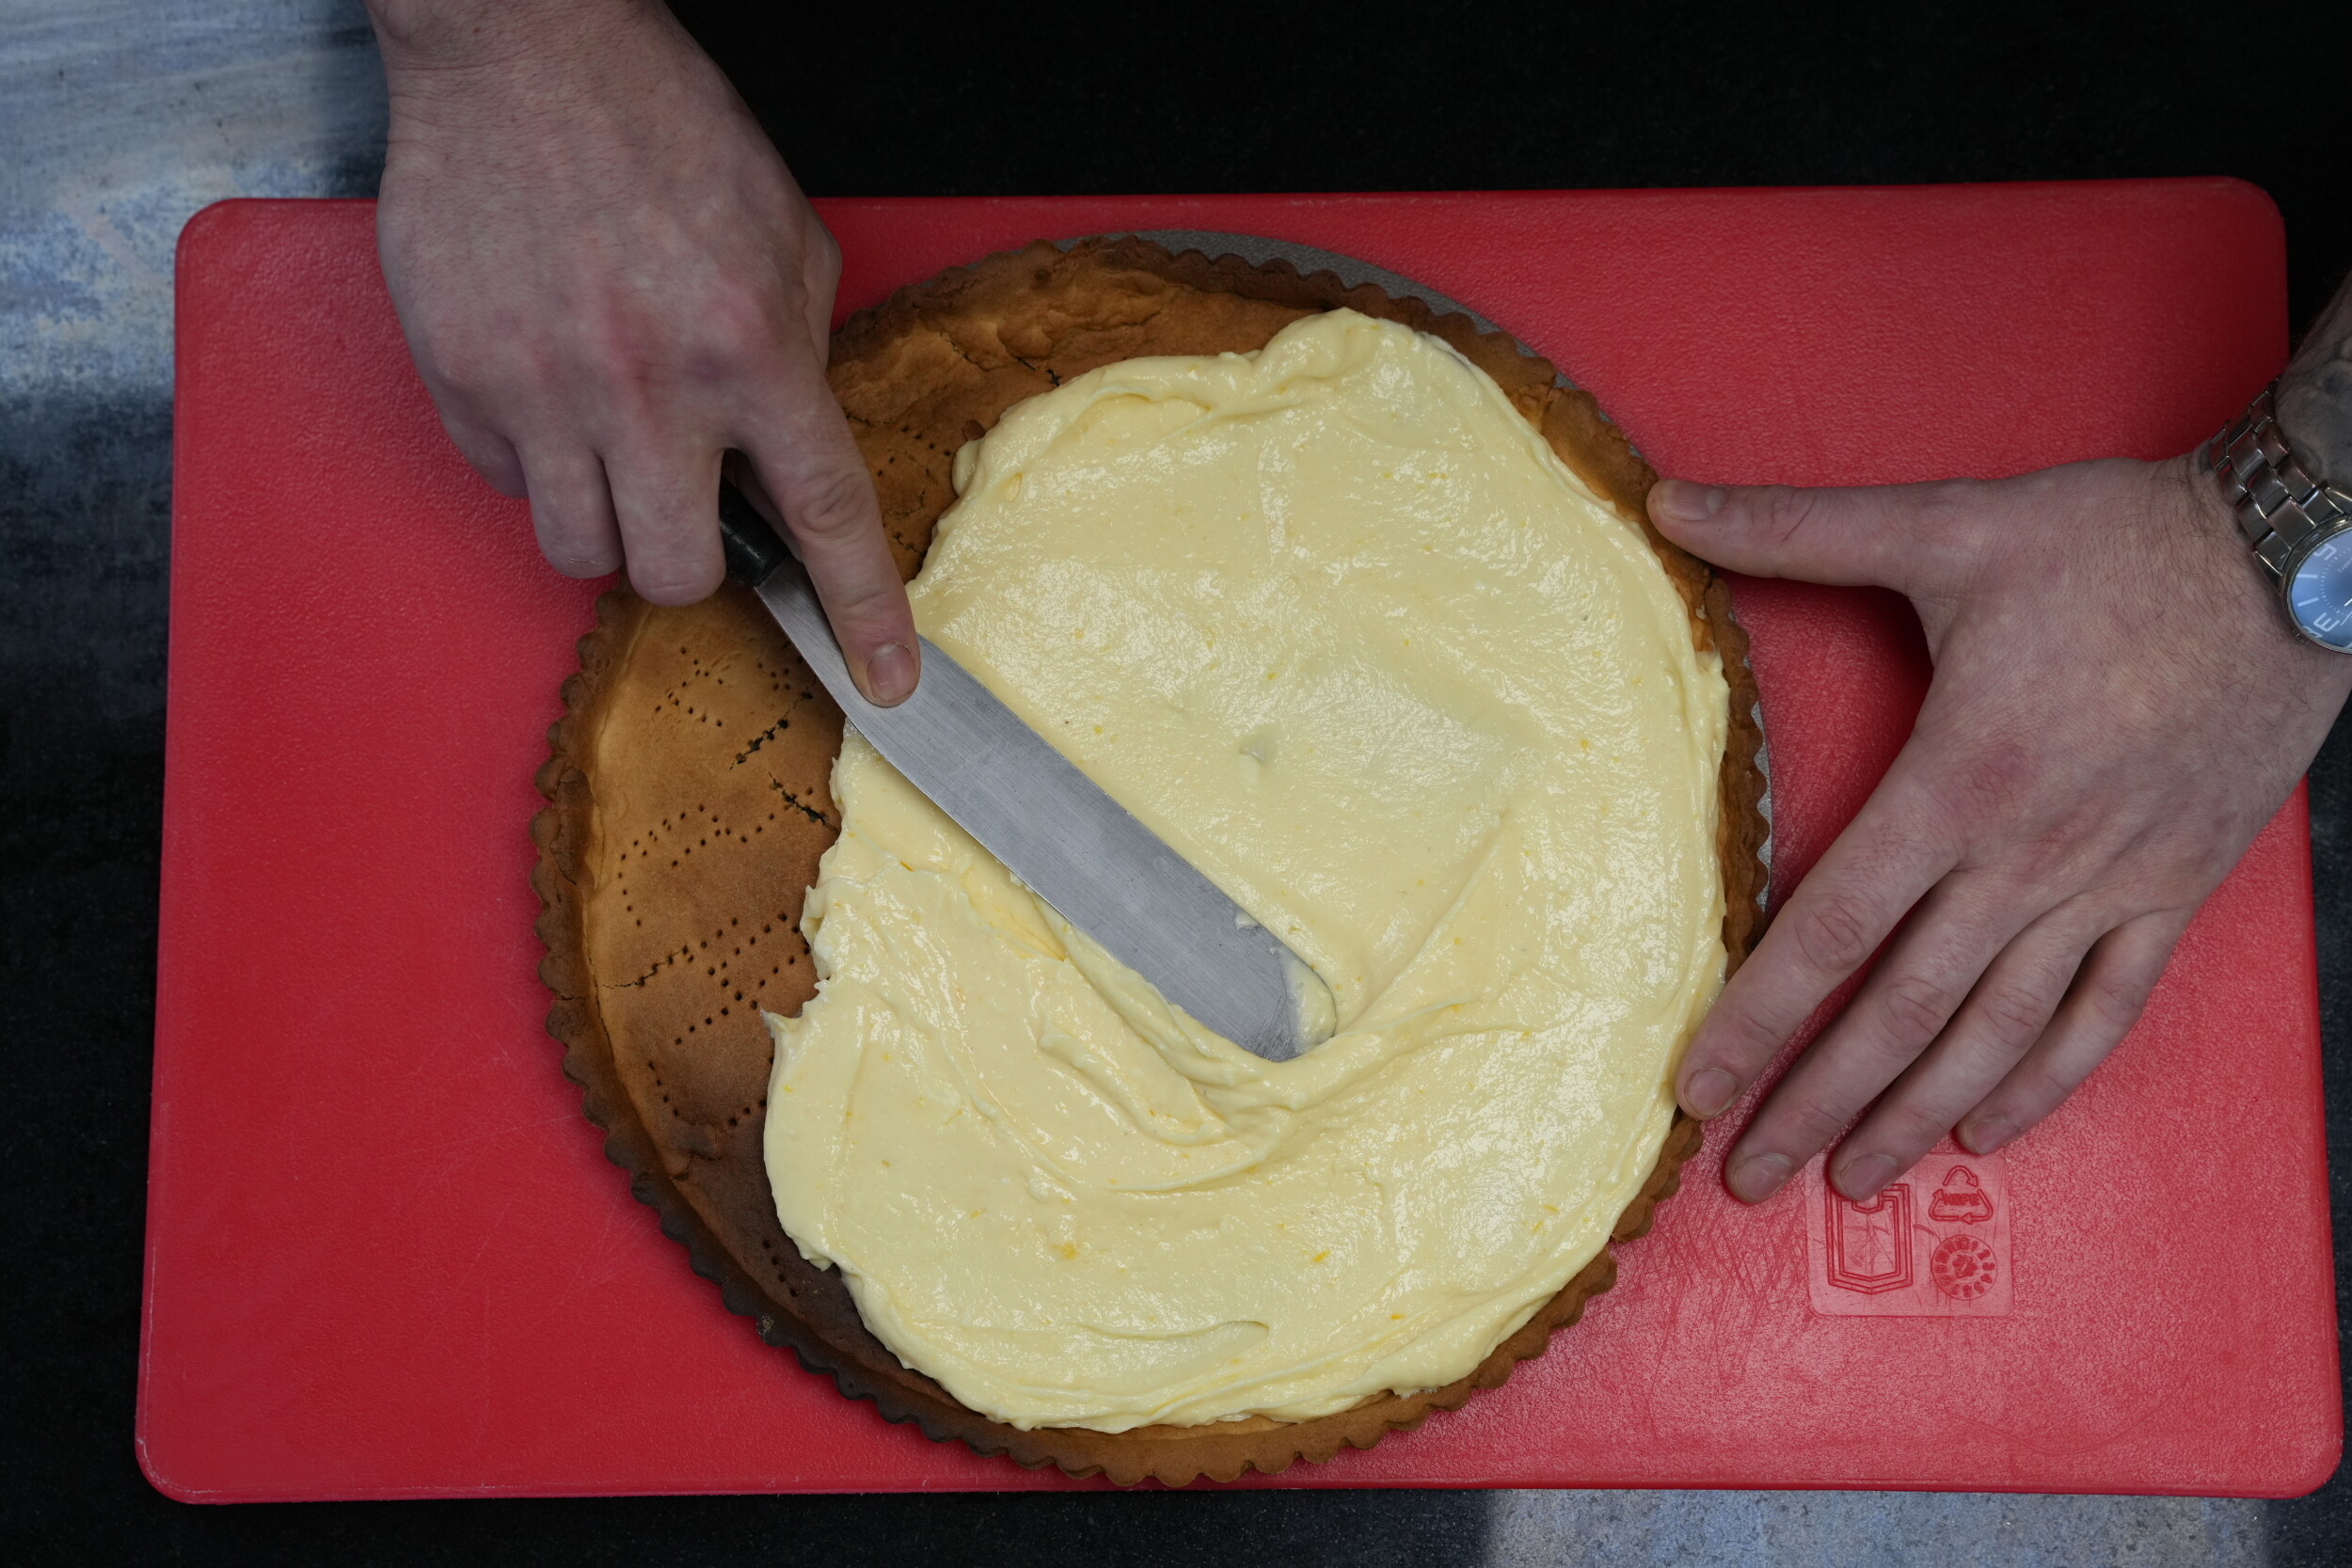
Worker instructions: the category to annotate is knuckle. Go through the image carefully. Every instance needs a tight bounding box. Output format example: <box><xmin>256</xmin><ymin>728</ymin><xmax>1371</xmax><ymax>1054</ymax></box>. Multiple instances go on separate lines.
<box><xmin>1714</xmin><ymin>1006</ymin><xmax>1790</xmax><ymax>1069</ymax></box>
<box><xmin>1877</xmin><ymin>971</ymin><xmax>1959</xmax><ymax>1041</ymax></box>
<box><xmin>2077</xmin><ymin>962</ymin><xmax>2156</xmax><ymax>1037</ymax></box>
<box><xmin>1788</xmin><ymin>895</ymin><xmax>1878</xmax><ymax>977</ymax></box>
<box><xmin>573</xmin><ymin>297</ymin><xmax>687</xmax><ymax>404</ymax></box>
<box><xmin>449</xmin><ymin>430</ymin><xmax>523</xmax><ymax>495</ymax></box>
<box><xmin>1970</xmin><ymin>980</ymin><xmax>2051</xmax><ymax>1051</ymax></box>
<box><xmin>798</xmin><ymin>227</ymin><xmax>842</xmax><ymax>293</ymax></box>
<box><xmin>1756</xmin><ymin>485</ymin><xmax>1814</xmax><ymax>547</ymax></box>
<box><xmin>806</xmin><ymin>220</ymin><xmax>842</xmax><ymax>275</ymax></box>
<box><xmin>410</xmin><ymin>316</ymin><xmax>513</xmax><ymax>397</ymax></box>
<box><xmin>428</xmin><ymin>342</ymin><xmax>496</xmax><ymax>396</ymax></box>
<box><xmin>712</xmin><ymin>285</ymin><xmax>780</xmax><ymax>346</ymax></box>
<box><xmin>681</xmin><ymin>293</ymin><xmax>795</xmax><ymax>389</ymax></box>
<box><xmin>787</xmin><ymin>462</ymin><xmax>877</xmax><ymax>544</ymax></box>
<box><xmin>434</xmin><ymin>350</ymin><xmax>538</xmax><ymax>418</ymax></box>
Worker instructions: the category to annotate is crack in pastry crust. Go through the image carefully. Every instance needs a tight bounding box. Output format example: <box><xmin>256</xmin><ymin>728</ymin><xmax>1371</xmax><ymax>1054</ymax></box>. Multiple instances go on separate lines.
<box><xmin>532</xmin><ymin>236</ymin><xmax>1768</xmax><ymax>1486</ymax></box>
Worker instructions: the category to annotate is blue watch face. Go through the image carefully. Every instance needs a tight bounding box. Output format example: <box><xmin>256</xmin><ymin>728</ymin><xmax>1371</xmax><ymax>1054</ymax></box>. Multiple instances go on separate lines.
<box><xmin>2287</xmin><ymin>529</ymin><xmax>2352</xmax><ymax>652</ymax></box>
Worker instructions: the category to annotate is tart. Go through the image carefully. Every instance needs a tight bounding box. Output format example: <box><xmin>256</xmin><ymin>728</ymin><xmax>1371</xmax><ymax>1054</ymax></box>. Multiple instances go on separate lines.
<box><xmin>532</xmin><ymin>236</ymin><xmax>1768</xmax><ymax>1485</ymax></box>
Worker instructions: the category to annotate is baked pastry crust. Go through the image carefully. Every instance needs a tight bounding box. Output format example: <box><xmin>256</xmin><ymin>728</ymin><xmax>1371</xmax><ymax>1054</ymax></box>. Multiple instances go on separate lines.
<box><xmin>532</xmin><ymin>237</ymin><xmax>1769</xmax><ymax>1486</ymax></box>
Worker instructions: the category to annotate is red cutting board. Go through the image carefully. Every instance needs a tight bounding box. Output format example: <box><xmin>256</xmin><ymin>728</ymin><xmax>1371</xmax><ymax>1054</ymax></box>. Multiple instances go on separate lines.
<box><xmin>144</xmin><ymin>187</ymin><xmax>2338</xmax><ymax>1500</ymax></box>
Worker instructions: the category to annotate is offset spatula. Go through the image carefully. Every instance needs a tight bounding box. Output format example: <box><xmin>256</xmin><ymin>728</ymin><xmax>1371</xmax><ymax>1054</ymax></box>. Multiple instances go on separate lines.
<box><xmin>717</xmin><ymin>483</ymin><xmax>1313</xmax><ymax>1062</ymax></box>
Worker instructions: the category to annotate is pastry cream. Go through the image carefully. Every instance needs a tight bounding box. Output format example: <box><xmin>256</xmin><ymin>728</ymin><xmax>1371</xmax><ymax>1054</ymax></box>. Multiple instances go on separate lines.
<box><xmin>763</xmin><ymin>309</ymin><xmax>1728</xmax><ymax>1432</ymax></box>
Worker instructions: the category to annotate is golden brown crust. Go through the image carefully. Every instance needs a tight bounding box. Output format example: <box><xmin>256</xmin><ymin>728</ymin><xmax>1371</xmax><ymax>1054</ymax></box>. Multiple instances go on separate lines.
<box><xmin>532</xmin><ymin>237</ymin><xmax>1768</xmax><ymax>1486</ymax></box>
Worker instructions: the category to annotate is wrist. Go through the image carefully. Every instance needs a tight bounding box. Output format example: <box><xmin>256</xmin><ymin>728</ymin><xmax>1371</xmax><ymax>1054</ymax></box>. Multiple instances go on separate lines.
<box><xmin>2276</xmin><ymin>275</ymin><xmax>2352</xmax><ymax>483</ymax></box>
<box><xmin>2191</xmin><ymin>388</ymin><xmax>2352</xmax><ymax>658</ymax></box>
<box><xmin>366</xmin><ymin>0</ymin><xmax>655</xmax><ymax>77</ymax></box>
<box><xmin>2275</xmin><ymin>365</ymin><xmax>2352</xmax><ymax>488</ymax></box>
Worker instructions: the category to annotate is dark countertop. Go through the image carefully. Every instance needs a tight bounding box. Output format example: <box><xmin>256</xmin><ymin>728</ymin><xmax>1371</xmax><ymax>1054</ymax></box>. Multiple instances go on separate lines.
<box><xmin>5</xmin><ymin>3</ymin><xmax>2346</xmax><ymax>1564</ymax></box>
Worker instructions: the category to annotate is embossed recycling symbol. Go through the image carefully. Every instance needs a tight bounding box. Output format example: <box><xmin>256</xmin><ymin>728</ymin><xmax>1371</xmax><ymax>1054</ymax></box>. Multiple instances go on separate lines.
<box><xmin>1928</xmin><ymin>1165</ymin><xmax>1994</xmax><ymax>1225</ymax></box>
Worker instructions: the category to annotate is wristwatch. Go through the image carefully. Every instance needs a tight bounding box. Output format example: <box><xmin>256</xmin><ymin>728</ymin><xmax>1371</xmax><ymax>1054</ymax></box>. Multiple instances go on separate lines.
<box><xmin>2200</xmin><ymin>382</ymin><xmax>2352</xmax><ymax>652</ymax></box>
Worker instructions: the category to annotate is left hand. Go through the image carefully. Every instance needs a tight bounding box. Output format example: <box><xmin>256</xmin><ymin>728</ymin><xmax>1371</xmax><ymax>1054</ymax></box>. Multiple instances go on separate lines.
<box><xmin>1648</xmin><ymin>455</ymin><xmax>2352</xmax><ymax>1205</ymax></box>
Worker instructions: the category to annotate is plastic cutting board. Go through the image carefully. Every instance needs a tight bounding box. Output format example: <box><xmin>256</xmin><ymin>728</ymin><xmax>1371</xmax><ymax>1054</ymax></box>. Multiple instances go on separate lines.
<box><xmin>143</xmin><ymin>187</ymin><xmax>2340</xmax><ymax>1498</ymax></box>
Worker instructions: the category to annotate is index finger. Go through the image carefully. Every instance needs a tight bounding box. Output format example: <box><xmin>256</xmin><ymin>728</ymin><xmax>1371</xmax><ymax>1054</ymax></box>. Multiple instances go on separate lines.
<box><xmin>739</xmin><ymin>354</ymin><xmax>920</xmax><ymax>705</ymax></box>
<box><xmin>1679</xmin><ymin>752</ymin><xmax>1959</xmax><ymax>1118</ymax></box>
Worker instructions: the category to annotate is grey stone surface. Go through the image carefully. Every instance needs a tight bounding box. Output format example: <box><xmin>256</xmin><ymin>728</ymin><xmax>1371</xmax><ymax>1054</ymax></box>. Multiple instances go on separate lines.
<box><xmin>1490</xmin><ymin>1490</ymin><xmax>2266</xmax><ymax>1568</ymax></box>
<box><xmin>2</xmin><ymin>3</ymin><xmax>2341</xmax><ymax>1565</ymax></box>
<box><xmin>0</xmin><ymin>0</ymin><xmax>385</xmax><ymax>398</ymax></box>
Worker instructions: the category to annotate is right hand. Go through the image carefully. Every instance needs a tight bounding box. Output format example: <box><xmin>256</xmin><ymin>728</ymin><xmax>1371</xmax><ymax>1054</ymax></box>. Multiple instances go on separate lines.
<box><xmin>1647</xmin><ymin>456</ymin><xmax>2351</xmax><ymax>1205</ymax></box>
<box><xmin>366</xmin><ymin>0</ymin><xmax>918</xmax><ymax>703</ymax></box>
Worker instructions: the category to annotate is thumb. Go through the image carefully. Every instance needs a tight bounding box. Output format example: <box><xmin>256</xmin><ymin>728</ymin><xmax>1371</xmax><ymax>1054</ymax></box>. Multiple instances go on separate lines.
<box><xmin>743</xmin><ymin>359</ymin><xmax>922</xmax><ymax>706</ymax></box>
<box><xmin>1647</xmin><ymin>477</ymin><xmax>1967</xmax><ymax>594</ymax></box>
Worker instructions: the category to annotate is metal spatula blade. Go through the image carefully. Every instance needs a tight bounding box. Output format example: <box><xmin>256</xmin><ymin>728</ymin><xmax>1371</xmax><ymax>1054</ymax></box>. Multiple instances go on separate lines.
<box><xmin>717</xmin><ymin>484</ymin><xmax>1312</xmax><ymax>1062</ymax></box>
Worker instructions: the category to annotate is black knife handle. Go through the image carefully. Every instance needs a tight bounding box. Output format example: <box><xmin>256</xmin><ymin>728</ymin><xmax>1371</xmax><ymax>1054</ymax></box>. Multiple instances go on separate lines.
<box><xmin>717</xmin><ymin>481</ymin><xmax>794</xmax><ymax>586</ymax></box>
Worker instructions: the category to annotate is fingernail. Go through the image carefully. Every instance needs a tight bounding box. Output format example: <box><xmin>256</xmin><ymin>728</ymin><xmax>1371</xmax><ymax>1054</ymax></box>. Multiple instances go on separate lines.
<box><xmin>1682</xmin><ymin>1068</ymin><xmax>1739</xmax><ymax>1118</ymax></box>
<box><xmin>1654</xmin><ymin>480</ymin><xmax>1727</xmax><ymax>523</ymax></box>
<box><xmin>1836</xmin><ymin>1153</ymin><xmax>1897</xmax><ymax>1201</ymax></box>
<box><xmin>1961</xmin><ymin>1116</ymin><xmax>2016</xmax><ymax>1155</ymax></box>
<box><xmin>1725</xmin><ymin>1151</ymin><xmax>1792</xmax><ymax>1205</ymax></box>
<box><xmin>864</xmin><ymin>642</ymin><xmax>916</xmax><ymax>705</ymax></box>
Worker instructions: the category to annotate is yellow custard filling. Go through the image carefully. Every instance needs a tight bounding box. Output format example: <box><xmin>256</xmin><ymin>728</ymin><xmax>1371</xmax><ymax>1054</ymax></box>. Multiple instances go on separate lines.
<box><xmin>764</xmin><ymin>309</ymin><xmax>1728</xmax><ymax>1432</ymax></box>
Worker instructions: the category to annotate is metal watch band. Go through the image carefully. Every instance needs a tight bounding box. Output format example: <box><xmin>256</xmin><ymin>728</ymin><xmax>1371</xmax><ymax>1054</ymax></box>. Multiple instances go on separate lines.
<box><xmin>2198</xmin><ymin>382</ymin><xmax>2352</xmax><ymax>578</ymax></box>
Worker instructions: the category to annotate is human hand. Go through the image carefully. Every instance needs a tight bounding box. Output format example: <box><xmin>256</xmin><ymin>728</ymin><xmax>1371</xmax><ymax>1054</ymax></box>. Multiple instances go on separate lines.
<box><xmin>365</xmin><ymin>0</ymin><xmax>918</xmax><ymax>702</ymax></box>
<box><xmin>1649</xmin><ymin>455</ymin><xmax>2352</xmax><ymax>1204</ymax></box>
